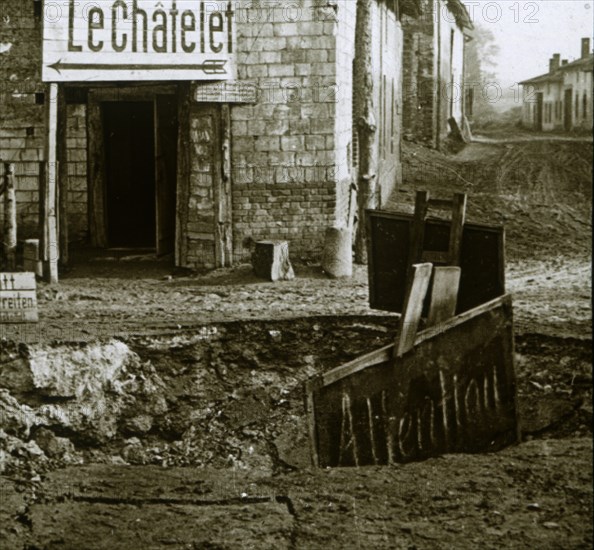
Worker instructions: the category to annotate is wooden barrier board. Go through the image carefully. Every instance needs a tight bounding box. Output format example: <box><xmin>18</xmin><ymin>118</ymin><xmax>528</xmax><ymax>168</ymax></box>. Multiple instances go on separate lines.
<box><xmin>305</xmin><ymin>295</ymin><xmax>519</xmax><ymax>467</ymax></box>
<box><xmin>366</xmin><ymin>210</ymin><xmax>505</xmax><ymax>314</ymax></box>
<box><xmin>0</xmin><ymin>272</ymin><xmax>39</xmax><ymax>323</ymax></box>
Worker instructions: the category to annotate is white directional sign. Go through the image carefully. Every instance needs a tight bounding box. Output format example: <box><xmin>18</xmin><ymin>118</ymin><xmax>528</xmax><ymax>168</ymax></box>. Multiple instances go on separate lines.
<box><xmin>42</xmin><ymin>0</ymin><xmax>236</xmax><ymax>82</ymax></box>
<box><xmin>0</xmin><ymin>273</ymin><xmax>39</xmax><ymax>323</ymax></box>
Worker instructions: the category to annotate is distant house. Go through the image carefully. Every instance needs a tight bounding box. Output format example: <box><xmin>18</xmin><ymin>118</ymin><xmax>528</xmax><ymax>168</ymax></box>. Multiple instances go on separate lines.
<box><xmin>520</xmin><ymin>38</ymin><xmax>593</xmax><ymax>132</ymax></box>
<box><xmin>401</xmin><ymin>0</ymin><xmax>473</xmax><ymax>149</ymax></box>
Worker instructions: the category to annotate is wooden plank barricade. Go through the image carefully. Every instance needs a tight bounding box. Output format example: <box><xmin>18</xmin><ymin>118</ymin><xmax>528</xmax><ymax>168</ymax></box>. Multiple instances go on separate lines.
<box><xmin>0</xmin><ymin>272</ymin><xmax>39</xmax><ymax>323</ymax></box>
<box><xmin>305</xmin><ymin>295</ymin><xmax>519</xmax><ymax>467</ymax></box>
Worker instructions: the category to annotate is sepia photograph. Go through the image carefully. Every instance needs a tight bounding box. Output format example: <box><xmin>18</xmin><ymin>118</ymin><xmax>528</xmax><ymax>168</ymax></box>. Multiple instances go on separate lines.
<box><xmin>0</xmin><ymin>1</ymin><xmax>592</xmax><ymax>548</ymax></box>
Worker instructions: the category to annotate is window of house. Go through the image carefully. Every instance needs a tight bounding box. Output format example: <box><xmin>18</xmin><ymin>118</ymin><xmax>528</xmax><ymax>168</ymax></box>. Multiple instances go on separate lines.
<box><xmin>575</xmin><ymin>94</ymin><xmax>579</xmax><ymax>117</ymax></box>
<box><xmin>584</xmin><ymin>93</ymin><xmax>588</xmax><ymax>119</ymax></box>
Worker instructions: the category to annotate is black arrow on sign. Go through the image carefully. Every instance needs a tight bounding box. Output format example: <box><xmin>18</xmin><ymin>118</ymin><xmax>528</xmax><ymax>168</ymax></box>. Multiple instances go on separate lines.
<box><xmin>48</xmin><ymin>59</ymin><xmax>227</xmax><ymax>75</ymax></box>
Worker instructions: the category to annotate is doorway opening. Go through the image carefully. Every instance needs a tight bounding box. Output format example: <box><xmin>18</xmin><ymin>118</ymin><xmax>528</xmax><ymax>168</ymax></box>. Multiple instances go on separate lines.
<box><xmin>564</xmin><ymin>89</ymin><xmax>573</xmax><ymax>132</ymax></box>
<box><xmin>103</xmin><ymin>102</ymin><xmax>155</xmax><ymax>248</ymax></box>
<box><xmin>99</xmin><ymin>95</ymin><xmax>178</xmax><ymax>255</ymax></box>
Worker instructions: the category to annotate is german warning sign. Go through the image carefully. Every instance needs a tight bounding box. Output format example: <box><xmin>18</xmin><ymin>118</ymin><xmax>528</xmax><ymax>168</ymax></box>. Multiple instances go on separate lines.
<box><xmin>0</xmin><ymin>273</ymin><xmax>39</xmax><ymax>323</ymax></box>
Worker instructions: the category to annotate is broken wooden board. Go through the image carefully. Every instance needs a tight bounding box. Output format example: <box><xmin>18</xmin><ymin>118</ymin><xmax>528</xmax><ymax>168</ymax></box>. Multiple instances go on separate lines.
<box><xmin>366</xmin><ymin>210</ymin><xmax>505</xmax><ymax>314</ymax></box>
<box><xmin>305</xmin><ymin>295</ymin><xmax>518</xmax><ymax>467</ymax></box>
<box><xmin>395</xmin><ymin>263</ymin><xmax>433</xmax><ymax>357</ymax></box>
<box><xmin>0</xmin><ymin>272</ymin><xmax>39</xmax><ymax>323</ymax></box>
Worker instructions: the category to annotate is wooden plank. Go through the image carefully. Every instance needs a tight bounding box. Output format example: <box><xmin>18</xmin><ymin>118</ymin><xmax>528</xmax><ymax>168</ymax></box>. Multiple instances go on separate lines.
<box><xmin>448</xmin><ymin>193</ymin><xmax>467</xmax><ymax>266</ymax></box>
<box><xmin>44</xmin><ymin>83</ymin><xmax>59</xmax><ymax>283</ymax></box>
<box><xmin>175</xmin><ymin>84</ymin><xmax>192</xmax><ymax>267</ymax></box>
<box><xmin>2</xmin><ymin>163</ymin><xmax>17</xmax><ymax>270</ymax></box>
<box><xmin>58</xmin><ymin>86</ymin><xmax>69</xmax><ymax>266</ymax></box>
<box><xmin>396</xmin><ymin>263</ymin><xmax>433</xmax><ymax>357</ymax></box>
<box><xmin>307</xmin><ymin>294</ymin><xmax>518</xmax><ymax>467</ymax></box>
<box><xmin>220</xmin><ymin>104</ymin><xmax>233</xmax><ymax>266</ymax></box>
<box><xmin>408</xmin><ymin>190</ymin><xmax>428</xmax><ymax>265</ymax></box>
<box><xmin>0</xmin><ymin>272</ymin><xmax>36</xmax><ymax>290</ymax></box>
<box><xmin>427</xmin><ymin>267</ymin><xmax>461</xmax><ymax>327</ymax></box>
<box><xmin>322</xmin><ymin>344</ymin><xmax>392</xmax><ymax>387</ymax></box>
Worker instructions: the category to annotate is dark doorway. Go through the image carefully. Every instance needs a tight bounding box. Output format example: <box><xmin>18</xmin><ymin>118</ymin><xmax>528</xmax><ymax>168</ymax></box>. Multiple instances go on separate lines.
<box><xmin>535</xmin><ymin>93</ymin><xmax>543</xmax><ymax>131</ymax></box>
<box><xmin>103</xmin><ymin>102</ymin><xmax>156</xmax><ymax>248</ymax></box>
<box><xmin>564</xmin><ymin>88</ymin><xmax>573</xmax><ymax>131</ymax></box>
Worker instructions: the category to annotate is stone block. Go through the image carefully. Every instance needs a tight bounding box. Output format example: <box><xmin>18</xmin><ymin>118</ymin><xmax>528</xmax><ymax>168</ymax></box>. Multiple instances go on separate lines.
<box><xmin>252</xmin><ymin>240</ymin><xmax>295</xmax><ymax>282</ymax></box>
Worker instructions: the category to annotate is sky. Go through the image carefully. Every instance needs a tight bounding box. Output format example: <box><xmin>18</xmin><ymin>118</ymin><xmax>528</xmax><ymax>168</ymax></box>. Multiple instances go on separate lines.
<box><xmin>462</xmin><ymin>0</ymin><xmax>594</xmax><ymax>87</ymax></box>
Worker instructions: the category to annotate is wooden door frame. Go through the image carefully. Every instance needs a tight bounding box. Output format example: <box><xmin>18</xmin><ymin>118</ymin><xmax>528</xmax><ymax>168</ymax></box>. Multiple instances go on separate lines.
<box><xmin>87</xmin><ymin>85</ymin><xmax>177</xmax><ymax>248</ymax></box>
<box><xmin>175</xmin><ymin>96</ymin><xmax>233</xmax><ymax>269</ymax></box>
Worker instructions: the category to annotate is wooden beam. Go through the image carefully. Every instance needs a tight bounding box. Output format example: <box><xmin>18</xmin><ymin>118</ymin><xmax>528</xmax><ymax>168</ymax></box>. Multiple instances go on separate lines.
<box><xmin>353</xmin><ymin>0</ymin><xmax>378</xmax><ymax>264</ymax></box>
<box><xmin>2</xmin><ymin>163</ymin><xmax>17</xmax><ymax>270</ymax></box>
<box><xmin>448</xmin><ymin>192</ymin><xmax>467</xmax><ymax>266</ymax></box>
<box><xmin>175</xmin><ymin>84</ymin><xmax>191</xmax><ymax>267</ymax></box>
<box><xmin>44</xmin><ymin>82</ymin><xmax>59</xmax><ymax>283</ymax></box>
<box><xmin>58</xmin><ymin>85</ymin><xmax>69</xmax><ymax>266</ymax></box>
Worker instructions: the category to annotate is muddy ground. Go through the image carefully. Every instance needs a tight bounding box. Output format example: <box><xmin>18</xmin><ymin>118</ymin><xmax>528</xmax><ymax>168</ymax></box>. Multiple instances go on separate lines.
<box><xmin>0</xmin><ymin>137</ymin><xmax>592</xmax><ymax>548</ymax></box>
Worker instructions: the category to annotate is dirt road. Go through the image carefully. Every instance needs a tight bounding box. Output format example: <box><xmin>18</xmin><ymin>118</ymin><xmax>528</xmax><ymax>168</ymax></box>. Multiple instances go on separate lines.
<box><xmin>1</xmin><ymin>137</ymin><xmax>592</xmax><ymax>549</ymax></box>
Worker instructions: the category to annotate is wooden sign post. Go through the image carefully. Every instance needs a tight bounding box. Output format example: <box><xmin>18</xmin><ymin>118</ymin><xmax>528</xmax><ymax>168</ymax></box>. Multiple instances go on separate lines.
<box><xmin>0</xmin><ymin>272</ymin><xmax>39</xmax><ymax>323</ymax></box>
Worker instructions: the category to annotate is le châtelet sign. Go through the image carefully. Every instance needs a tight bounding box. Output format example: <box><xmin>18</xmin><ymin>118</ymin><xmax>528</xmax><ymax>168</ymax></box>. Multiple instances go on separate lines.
<box><xmin>42</xmin><ymin>1</ymin><xmax>236</xmax><ymax>82</ymax></box>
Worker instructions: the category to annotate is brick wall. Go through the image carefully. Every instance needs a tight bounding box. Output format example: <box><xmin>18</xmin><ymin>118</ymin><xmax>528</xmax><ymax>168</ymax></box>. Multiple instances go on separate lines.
<box><xmin>228</xmin><ymin>0</ymin><xmax>344</xmax><ymax>263</ymax></box>
<box><xmin>65</xmin><ymin>104</ymin><xmax>88</xmax><ymax>242</ymax></box>
<box><xmin>401</xmin><ymin>0</ymin><xmax>437</xmax><ymax>147</ymax></box>
<box><xmin>0</xmin><ymin>1</ymin><xmax>45</xmax><ymax>239</ymax></box>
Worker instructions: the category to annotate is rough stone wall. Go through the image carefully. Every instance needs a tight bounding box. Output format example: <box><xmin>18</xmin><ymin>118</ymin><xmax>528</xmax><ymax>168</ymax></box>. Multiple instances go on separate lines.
<box><xmin>0</xmin><ymin>1</ymin><xmax>45</xmax><ymax>238</ymax></box>
<box><xmin>401</xmin><ymin>0</ymin><xmax>437</xmax><ymax>147</ymax></box>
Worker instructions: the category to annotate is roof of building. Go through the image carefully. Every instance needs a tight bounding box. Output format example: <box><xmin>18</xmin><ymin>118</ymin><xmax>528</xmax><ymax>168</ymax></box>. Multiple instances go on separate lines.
<box><xmin>401</xmin><ymin>0</ymin><xmax>473</xmax><ymax>30</ymax></box>
<box><xmin>519</xmin><ymin>53</ymin><xmax>593</xmax><ymax>85</ymax></box>
<box><xmin>519</xmin><ymin>72</ymin><xmax>564</xmax><ymax>85</ymax></box>
<box><xmin>558</xmin><ymin>53</ymin><xmax>594</xmax><ymax>72</ymax></box>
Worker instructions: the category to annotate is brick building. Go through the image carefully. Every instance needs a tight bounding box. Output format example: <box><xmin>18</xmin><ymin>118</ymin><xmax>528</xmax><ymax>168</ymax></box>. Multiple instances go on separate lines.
<box><xmin>0</xmin><ymin>0</ymin><xmax>409</xmax><ymax>273</ymax></box>
<box><xmin>520</xmin><ymin>38</ymin><xmax>593</xmax><ymax>133</ymax></box>
<box><xmin>400</xmin><ymin>0</ymin><xmax>472</xmax><ymax>149</ymax></box>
